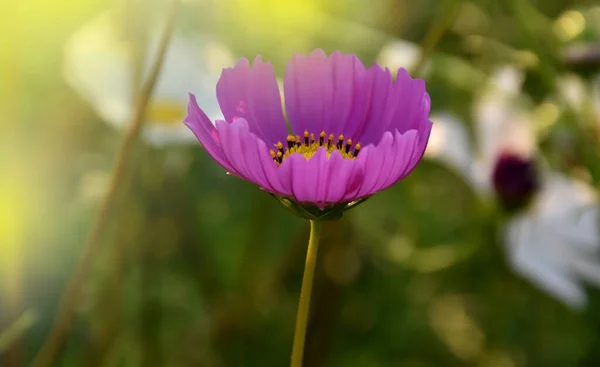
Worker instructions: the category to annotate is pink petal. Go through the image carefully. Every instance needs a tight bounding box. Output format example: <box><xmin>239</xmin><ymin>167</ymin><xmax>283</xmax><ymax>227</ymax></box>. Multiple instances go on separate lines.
<box><xmin>276</xmin><ymin>148</ymin><xmax>365</xmax><ymax>204</ymax></box>
<box><xmin>184</xmin><ymin>94</ymin><xmax>236</xmax><ymax>174</ymax></box>
<box><xmin>217</xmin><ymin>56</ymin><xmax>288</xmax><ymax>145</ymax></box>
<box><xmin>213</xmin><ymin>118</ymin><xmax>284</xmax><ymax>194</ymax></box>
<box><xmin>283</xmin><ymin>49</ymin><xmax>370</xmax><ymax>139</ymax></box>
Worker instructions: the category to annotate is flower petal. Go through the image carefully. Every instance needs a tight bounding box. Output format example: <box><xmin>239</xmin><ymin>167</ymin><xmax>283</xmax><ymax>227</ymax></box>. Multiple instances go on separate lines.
<box><xmin>535</xmin><ymin>172</ymin><xmax>597</xmax><ymax>221</ymax></box>
<box><xmin>283</xmin><ymin>49</ymin><xmax>369</xmax><ymax>138</ymax></box>
<box><xmin>354</xmin><ymin>128</ymin><xmax>426</xmax><ymax>197</ymax></box>
<box><xmin>425</xmin><ymin>113</ymin><xmax>475</xmax><ymax>183</ymax></box>
<box><xmin>354</xmin><ymin>132</ymin><xmax>394</xmax><ymax>196</ymax></box>
<box><xmin>391</xmin><ymin>69</ymin><xmax>430</xmax><ymax>133</ymax></box>
<box><xmin>473</xmin><ymin>66</ymin><xmax>533</xmax><ymax>166</ymax></box>
<box><xmin>184</xmin><ymin>94</ymin><xmax>235</xmax><ymax>173</ymax></box>
<box><xmin>542</xmin><ymin>206</ymin><xmax>599</xmax><ymax>254</ymax></box>
<box><xmin>569</xmin><ymin>253</ymin><xmax>600</xmax><ymax>291</ymax></box>
<box><xmin>505</xmin><ymin>215</ymin><xmax>588</xmax><ymax>309</ymax></box>
<box><xmin>216</xmin><ymin>118</ymin><xmax>286</xmax><ymax>193</ymax></box>
<box><xmin>324</xmin><ymin>151</ymin><xmax>363</xmax><ymax>204</ymax></box>
<box><xmin>278</xmin><ymin>149</ymin><xmax>324</xmax><ymax>204</ymax></box>
<box><xmin>406</xmin><ymin>120</ymin><xmax>433</xmax><ymax>174</ymax></box>
<box><xmin>350</xmin><ymin>65</ymin><xmax>396</xmax><ymax>145</ymax></box>
<box><xmin>531</xmin><ymin>173</ymin><xmax>600</xmax><ymax>265</ymax></box>
<box><xmin>276</xmin><ymin>148</ymin><xmax>365</xmax><ymax>204</ymax></box>
<box><xmin>282</xmin><ymin>50</ymin><xmax>431</xmax><ymax>152</ymax></box>
<box><xmin>216</xmin><ymin>56</ymin><xmax>288</xmax><ymax>145</ymax></box>
<box><xmin>255</xmin><ymin>138</ymin><xmax>288</xmax><ymax>195</ymax></box>
<box><xmin>353</xmin><ymin>67</ymin><xmax>431</xmax><ymax>146</ymax></box>
<box><xmin>381</xmin><ymin>129</ymin><xmax>420</xmax><ymax>189</ymax></box>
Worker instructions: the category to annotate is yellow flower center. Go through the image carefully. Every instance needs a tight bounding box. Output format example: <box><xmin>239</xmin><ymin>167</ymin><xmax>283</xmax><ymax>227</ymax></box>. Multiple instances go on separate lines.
<box><xmin>269</xmin><ymin>130</ymin><xmax>361</xmax><ymax>166</ymax></box>
<box><xmin>146</xmin><ymin>100</ymin><xmax>186</xmax><ymax>125</ymax></box>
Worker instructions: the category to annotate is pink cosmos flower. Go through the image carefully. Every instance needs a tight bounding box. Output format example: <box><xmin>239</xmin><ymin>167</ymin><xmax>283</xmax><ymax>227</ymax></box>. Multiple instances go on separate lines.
<box><xmin>185</xmin><ymin>49</ymin><xmax>432</xmax><ymax>219</ymax></box>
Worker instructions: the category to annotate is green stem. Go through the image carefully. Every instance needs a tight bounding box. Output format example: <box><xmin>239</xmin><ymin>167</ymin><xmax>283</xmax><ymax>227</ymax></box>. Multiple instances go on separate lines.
<box><xmin>290</xmin><ymin>220</ymin><xmax>323</xmax><ymax>367</ymax></box>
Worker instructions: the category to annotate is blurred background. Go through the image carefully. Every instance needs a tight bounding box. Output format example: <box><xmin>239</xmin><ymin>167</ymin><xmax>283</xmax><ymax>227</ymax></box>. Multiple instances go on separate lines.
<box><xmin>2</xmin><ymin>0</ymin><xmax>600</xmax><ymax>365</ymax></box>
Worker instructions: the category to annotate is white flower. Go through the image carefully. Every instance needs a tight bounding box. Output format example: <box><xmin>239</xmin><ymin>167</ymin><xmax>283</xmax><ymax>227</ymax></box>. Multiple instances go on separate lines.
<box><xmin>427</xmin><ymin>66</ymin><xmax>600</xmax><ymax>309</ymax></box>
<box><xmin>63</xmin><ymin>9</ymin><xmax>235</xmax><ymax>147</ymax></box>
<box><xmin>377</xmin><ymin>39</ymin><xmax>431</xmax><ymax>76</ymax></box>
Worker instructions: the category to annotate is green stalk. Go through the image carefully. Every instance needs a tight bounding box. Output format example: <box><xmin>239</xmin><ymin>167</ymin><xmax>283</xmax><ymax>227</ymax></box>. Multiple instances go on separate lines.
<box><xmin>290</xmin><ymin>220</ymin><xmax>324</xmax><ymax>367</ymax></box>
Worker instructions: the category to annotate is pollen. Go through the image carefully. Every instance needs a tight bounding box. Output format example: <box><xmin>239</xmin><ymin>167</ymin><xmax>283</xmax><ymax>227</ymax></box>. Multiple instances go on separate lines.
<box><xmin>271</xmin><ymin>130</ymin><xmax>361</xmax><ymax>166</ymax></box>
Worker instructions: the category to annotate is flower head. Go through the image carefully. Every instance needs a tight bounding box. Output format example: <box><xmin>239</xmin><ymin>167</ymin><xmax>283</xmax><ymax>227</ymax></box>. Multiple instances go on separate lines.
<box><xmin>185</xmin><ymin>49</ymin><xmax>432</xmax><ymax>219</ymax></box>
<box><xmin>492</xmin><ymin>153</ymin><xmax>539</xmax><ymax>212</ymax></box>
<box><xmin>426</xmin><ymin>66</ymin><xmax>600</xmax><ymax>308</ymax></box>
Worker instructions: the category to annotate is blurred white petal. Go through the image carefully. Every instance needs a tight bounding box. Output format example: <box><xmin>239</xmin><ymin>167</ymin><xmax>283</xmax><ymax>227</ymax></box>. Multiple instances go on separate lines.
<box><xmin>504</xmin><ymin>175</ymin><xmax>600</xmax><ymax>309</ymax></box>
<box><xmin>532</xmin><ymin>174</ymin><xmax>599</xmax><ymax>257</ymax></box>
<box><xmin>473</xmin><ymin>66</ymin><xmax>534</xmax><ymax>168</ymax></box>
<box><xmin>63</xmin><ymin>11</ymin><xmax>132</xmax><ymax>127</ymax></box>
<box><xmin>568</xmin><ymin>252</ymin><xmax>600</xmax><ymax>289</ymax></box>
<box><xmin>534</xmin><ymin>172</ymin><xmax>597</xmax><ymax>219</ymax></box>
<box><xmin>489</xmin><ymin>66</ymin><xmax>524</xmax><ymax>96</ymax></box>
<box><xmin>63</xmin><ymin>9</ymin><xmax>233</xmax><ymax>147</ymax></box>
<box><xmin>377</xmin><ymin>39</ymin><xmax>430</xmax><ymax>76</ymax></box>
<box><xmin>426</xmin><ymin>113</ymin><xmax>474</xmax><ymax>182</ymax></box>
<box><xmin>505</xmin><ymin>214</ymin><xmax>588</xmax><ymax>309</ymax></box>
<box><xmin>469</xmin><ymin>159</ymin><xmax>494</xmax><ymax>197</ymax></box>
<box><xmin>556</xmin><ymin>74</ymin><xmax>587</xmax><ymax>111</ymax></box>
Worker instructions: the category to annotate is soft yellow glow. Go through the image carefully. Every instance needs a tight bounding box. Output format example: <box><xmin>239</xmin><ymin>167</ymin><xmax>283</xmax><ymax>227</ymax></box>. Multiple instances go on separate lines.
<box><xmin>513</xmin><ymin>50</ymin><xmax>539</xmax><ymax>68</ymax></box>
<box><xmin>553</xmin><ymin>10</ymin><xmax>585</xmax><ymax>42</ymax></box>
<box><xmin>386</xmin><ymin>235</ymin><xmax>414</xmax><ymax>263</ymax></box>
<box><xmin>410</xmin><ymin>245</ymin><xmax>461</xmax><ymax>273</ymax></box>
<box><xmin>428</xmin><ymin>294</ymin><xmax>485</xmax><ymax>361</ymax></box>
<box><xmin>146</xmin><ymin>99</ymin><xmax>187</xmax><ymax>125</ymax></box>
<box><xmin>534</xmin><ymin>102</ymin><xmax>559</xmax><ymax>134</ymax></box>
<box><xmin>223</xmin><ymin>0</ymin><xmax>323</xmax><ymax>55</ymax></box>
<box><xmin>231</xmin><ymin>0</ymin><xmax>321</xmax><ymax>33</ymax></box>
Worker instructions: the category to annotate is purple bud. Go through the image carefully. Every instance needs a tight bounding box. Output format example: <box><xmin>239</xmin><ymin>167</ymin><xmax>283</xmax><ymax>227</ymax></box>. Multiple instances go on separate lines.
<box><xmin>492</xmin><ymin>153</ymin><xmax>539</xmax><ymax>212</ymax></box>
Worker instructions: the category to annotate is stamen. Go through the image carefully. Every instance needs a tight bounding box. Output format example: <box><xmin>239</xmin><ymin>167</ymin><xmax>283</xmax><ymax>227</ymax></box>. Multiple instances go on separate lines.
<box><xmin>337</xmin><ymin>134</ymin><xmax>344</xmax><ymax>150</ymax></box>
<box><xmin>273</xmin><ymin>131</ymin><xmax>359</xmax><ymax>166</ymax></box>
<box><xmin>353</xmin><ymin>143</ymin><xmax>361</xmax><ymax>157</ymax></box>
<box><xmin>287</xmin><ymin>135</ymin><xmax>295</xmax><ymax>149</ymax></box>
